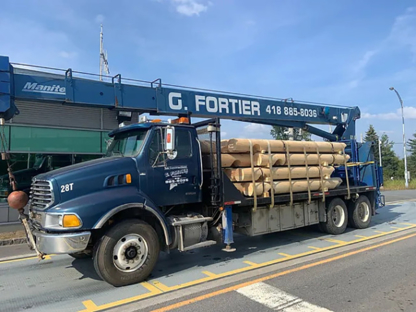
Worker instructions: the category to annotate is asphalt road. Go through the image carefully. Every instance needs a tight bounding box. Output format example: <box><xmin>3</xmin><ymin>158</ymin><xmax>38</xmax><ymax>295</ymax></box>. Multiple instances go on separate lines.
<box><xmin>0</xmin><ymin>190</ymin><xmax>415</xmax><ymax>312</ymax></box>
<box><xmin>142</xmin><ymin>229</ymin><xmax>416</xmax><ymax>312</ymax></box>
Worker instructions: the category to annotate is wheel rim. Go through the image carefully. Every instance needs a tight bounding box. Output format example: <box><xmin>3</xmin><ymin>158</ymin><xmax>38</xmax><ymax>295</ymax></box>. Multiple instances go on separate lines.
<box><xmin>332</xmin><ymin>205</ymin><xmax>345</xmax><ymax>227</ymax></box>
<box><xmin>113</xmin><ymin>234</ymin><xmax>148</xmax><ymax>272</ymax></box>
<box><xmin>358</xmin><ymin>202</ymin><xmax>370</xmax><ymax>223</ymax></box>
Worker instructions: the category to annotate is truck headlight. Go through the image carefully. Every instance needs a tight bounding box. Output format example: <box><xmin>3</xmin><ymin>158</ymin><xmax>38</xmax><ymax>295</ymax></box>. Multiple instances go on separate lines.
<box><xmin>60</xmin><ymin>214</ymin><xmax>82</xmax><ymax>228</ymax></box>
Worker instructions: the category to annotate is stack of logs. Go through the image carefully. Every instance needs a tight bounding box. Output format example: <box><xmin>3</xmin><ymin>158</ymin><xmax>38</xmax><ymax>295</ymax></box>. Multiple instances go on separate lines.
<box><xmin>201</xmin><ymin>138</ymin><xmax>349</xmax><ymax>197</ymax></box>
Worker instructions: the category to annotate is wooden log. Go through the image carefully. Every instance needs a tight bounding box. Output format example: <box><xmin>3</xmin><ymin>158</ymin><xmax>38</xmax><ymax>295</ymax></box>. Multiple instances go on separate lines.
<box><xmin>234</xmin><ymin>182</ymin><xmax>271</xmax><ymax>196</ymax></box>
<box><xmin>263</xmin><ymin>166</ymin><xmax>334</xmax><ymax>181</ymax></box>
<box><xmin>254</xmin><ymin>153</ymin><xmax>350</xmax><ymax>167</ymax></box>
<box><xmin>225</xmin><ymin>167</ymin><xmax>265</xmax><ymax>182</ymax></box>
<box><xmin>200</xmin><ymin>140</ymin><xmax>215</xmax><ymax>154</ymax></box>
<box><xmin>333</xmin><ymin>154</ymin><xmax>349</xmax><ymax>165</ymax></box>
<box><xmin>222</xmin><ymin>139</ymin><xmax>346</xmax><ymax>154</ymax></box>
<box><xmin>226</xmin><ymin>166</ymin><xmax>334</xmax><ymax>182</ymax></box>
<box><xmin>269</xmin><ymin>178</ymin><xmax>342</xmax><ymax>194</ymax></box>
<box><xmin>205</xmin><ymin>153</ymin><xmax>350</xmax><ymax>168</ymax></box>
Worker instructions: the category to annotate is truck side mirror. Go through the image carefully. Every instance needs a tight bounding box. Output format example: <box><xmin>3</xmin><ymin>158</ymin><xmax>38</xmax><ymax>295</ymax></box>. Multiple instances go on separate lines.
<box><xmin>164</xmin><ymin>126</ymin><xmax>177</xmax><ymax>160</ymax></box>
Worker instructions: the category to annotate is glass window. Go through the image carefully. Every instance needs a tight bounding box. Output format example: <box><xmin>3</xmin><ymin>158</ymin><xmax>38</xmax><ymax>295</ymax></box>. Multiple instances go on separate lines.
<box><xmin>148</xmin><ymin>129</ymin><xmax>165</xmax><ymax>166</ymax></box>
<box><xmin>106</xmin><ymin>129</ymin><xmax>148</xmax><ymax>157</ymax></box>
<box><xmin>175</xmin><ymin>129</ymin><xmax>192</xmax><ymax>159</ymax></box>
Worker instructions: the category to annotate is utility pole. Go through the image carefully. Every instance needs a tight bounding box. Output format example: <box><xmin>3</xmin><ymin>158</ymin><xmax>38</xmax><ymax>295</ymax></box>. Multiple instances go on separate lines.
<box><xmin>389</xmin><ymin>87</ymin><xmax>408</xmax><ymax>188</ymax></box>
<box><xmin>99</xmin><ymin>24</ymin><xmax>110</xmax><ymax>81</ymax></box>
<box><xmin>288</xmin><ymin>128</ymin><xmax>294</xmax><ymax>141</ymax></box>
<box><xmin>378</xmin><ymin>138</ymin><xmax>382</xmax><ymax>167</ymax></box>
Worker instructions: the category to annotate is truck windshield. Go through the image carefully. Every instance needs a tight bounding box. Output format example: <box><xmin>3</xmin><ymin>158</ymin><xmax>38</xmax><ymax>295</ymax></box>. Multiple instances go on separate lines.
<box><xmin>106</xmin><ymin>130</ymin><xmax>148</xmax><ymax>157</ymax></box>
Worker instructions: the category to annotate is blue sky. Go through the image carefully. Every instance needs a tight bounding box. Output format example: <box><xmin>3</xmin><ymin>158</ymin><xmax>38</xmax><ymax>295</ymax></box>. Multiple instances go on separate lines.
<box><xmin>1</xmin><ymin>0</ymin><xmax>416</xmax><ymax>157</ymax></box>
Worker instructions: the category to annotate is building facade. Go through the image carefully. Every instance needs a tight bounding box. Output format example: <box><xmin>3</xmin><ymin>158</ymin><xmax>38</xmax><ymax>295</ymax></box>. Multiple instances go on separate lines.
<box><xmin>0</xmin><ymin>99</ymin><xmax>137</xmax><ymax>223</ymax></box>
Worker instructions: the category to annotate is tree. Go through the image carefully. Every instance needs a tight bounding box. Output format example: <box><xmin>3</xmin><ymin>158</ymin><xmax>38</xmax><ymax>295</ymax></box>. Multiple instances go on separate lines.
<box><xmin>364</xmin><ymin>124</ymin><xmax>379</xmax><ymax>163</ymax></box>
<box><xmin>270</xmin><ymin>126</ymin><xmax>311</xmax><ymax>141</ymax></box>
<box><xmin>379</xmin><ymin>133</ymin><xmax>400</xmax><ymax>179</ymax></box>
<box><xmin>407</xmin><ymin>132</ymin><xmax>416</xmax><ymax>178</ymax></box>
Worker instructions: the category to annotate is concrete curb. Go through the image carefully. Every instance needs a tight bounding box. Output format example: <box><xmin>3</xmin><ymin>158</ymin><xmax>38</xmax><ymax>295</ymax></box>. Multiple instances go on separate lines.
<box><xmin>0</xmin><ymin>237</ymin><xmax>27</xmax><ymax>246</ymax></box>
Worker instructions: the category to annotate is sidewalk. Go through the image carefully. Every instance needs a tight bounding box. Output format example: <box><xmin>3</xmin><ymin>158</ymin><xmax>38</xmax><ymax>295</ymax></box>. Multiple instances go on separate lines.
<box><xmin>0</xmin><ymin>222</ymin><xmax>26</xmax><ymax>246</ymax></box>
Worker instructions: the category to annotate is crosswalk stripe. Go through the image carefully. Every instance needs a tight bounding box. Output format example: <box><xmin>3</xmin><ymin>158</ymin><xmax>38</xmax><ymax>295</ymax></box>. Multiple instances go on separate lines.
<box><xmin>236</xmin><ymin>282</ymin><xmax>332</xmax><ymax>311</ymax></box>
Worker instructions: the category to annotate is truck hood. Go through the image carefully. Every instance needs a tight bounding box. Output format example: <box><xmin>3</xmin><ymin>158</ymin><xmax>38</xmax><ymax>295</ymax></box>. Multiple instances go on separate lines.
<box><xmin>35</xmin><ymin>157</ymin><xmax>139</xmax><ymax>205</ymax></box>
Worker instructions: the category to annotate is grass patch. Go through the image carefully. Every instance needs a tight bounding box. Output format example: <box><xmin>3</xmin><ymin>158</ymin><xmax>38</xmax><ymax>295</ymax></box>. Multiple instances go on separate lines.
<box><xmin>382</xmin><ymin>179</ymin><xmax>416</xmax><ymax>190</ymax></box>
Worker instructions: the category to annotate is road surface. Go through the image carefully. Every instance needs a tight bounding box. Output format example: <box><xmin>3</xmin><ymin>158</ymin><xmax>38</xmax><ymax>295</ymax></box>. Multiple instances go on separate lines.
<box><xmin>0</xmin><ymin>190</ymin><xmax>415</xmax><ymax>312</ymax></box>
<box><xmin>142</xmin><ymin>228</ymin><xmax>416</xmax><ymax>312</ymax></box>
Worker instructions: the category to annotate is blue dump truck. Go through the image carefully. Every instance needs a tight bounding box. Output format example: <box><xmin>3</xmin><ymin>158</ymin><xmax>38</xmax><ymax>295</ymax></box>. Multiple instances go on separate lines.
<box><xmin>0</xmin><ymin>56</ymin><xmax>384</xmax><ymax>286</ymax></box>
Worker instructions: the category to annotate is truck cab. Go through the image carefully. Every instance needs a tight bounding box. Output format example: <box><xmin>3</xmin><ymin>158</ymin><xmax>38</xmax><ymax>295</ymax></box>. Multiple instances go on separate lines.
<box><xmin>28</xmin><ymin>119</ymin><xmax>208</xmax><ymax>286</ymax></box>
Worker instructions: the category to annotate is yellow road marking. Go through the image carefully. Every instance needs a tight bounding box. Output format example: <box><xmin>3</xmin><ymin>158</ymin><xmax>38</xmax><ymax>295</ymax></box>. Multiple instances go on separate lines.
<box><xmin>400</xmin><ymin>222</ymin><xmax>416</xmax><ymax>226</ymax></box>
<box><xmin>374</xmin><ymin>230</ymin><xmax>388</xmax><ymax>234</ymax></box>
<box><xmin>78</xmin><ymin>223</ymin><xmax>416</xmax><ymax>312</ymax></box>
<box><xmin>80</xmin><ymin>282</ymin><xmax>162</xmax><ymax>312</ymax></box>
<box><xmin>202</xmin><ymin>271</ymin><xmax>218</xmax><ymax>277</ymax></box>
<box><xmin>151</xmin><ymin>232</ymin><xmax>416</xmax><ymax>312</ymax></box>
<box><xmin>278</xmin><ymin>253</ymin><xmax>293</xmax><ymax>258</ymax></box>
<box><xmin>324</xmin><ymin>238</ymin><xmax>348</xmax><ymax>245</ymax></box>
<box><xmin>355</xmin><ymin>235</ymin><xmax>368</xmax><ymax>238</ymax></box>
<box><xmin>391</xmin><ymin>226</ymin><xmax>405</xmax><ymax>230</ymax></box>
<box><xmin>243</xmin><ymin>261</ymin><xmax>260</xmax><ymax>267</ymax></box>
<box><xmin>0</xmin><ymin>254</ymin><xmax>52</xmax><ymax>264</ymax></box>
<box><xmin>307</xmin><ymin>246</ymin><xmax>322</xmax><ymax>251</ymax></box>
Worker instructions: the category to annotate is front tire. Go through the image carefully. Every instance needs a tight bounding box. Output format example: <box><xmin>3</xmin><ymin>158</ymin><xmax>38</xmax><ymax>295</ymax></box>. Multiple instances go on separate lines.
<box><xmin>348</xmin><ymin>195</ymin><xmax>372</xmax><ymax>229</ymax></box>
<box><xmin>320</xmin><ymin>197</ymin><xmax>348</xmax><ymax>235</ymax></box>
<box><xmin>93</xmin><ymin>219</ymin><xmax>160</xmax><ymax>287</ymax></box>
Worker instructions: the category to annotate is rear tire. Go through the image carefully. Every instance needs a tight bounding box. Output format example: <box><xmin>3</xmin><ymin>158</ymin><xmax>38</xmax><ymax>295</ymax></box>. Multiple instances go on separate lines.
<box><xmin>93</xmin><ymin>219</ymin><xmax>160</xmax><ymax>287</ymax></box>
<box><xmin>320</xmin><ymin>197</ymin><xmax>348</xmax><ymax>235</ymax></box>
<box><xmin>348</xmin><ymin>195</ymin><xmax>372</xmax><ymax>229</ymax></box>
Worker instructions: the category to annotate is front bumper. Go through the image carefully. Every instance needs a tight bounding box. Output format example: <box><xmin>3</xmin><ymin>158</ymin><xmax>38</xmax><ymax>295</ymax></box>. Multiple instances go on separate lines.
<box><xmin>33</xmin><ymin>230</ymin><xmax>91</xmax><ymax>254</ymax></box>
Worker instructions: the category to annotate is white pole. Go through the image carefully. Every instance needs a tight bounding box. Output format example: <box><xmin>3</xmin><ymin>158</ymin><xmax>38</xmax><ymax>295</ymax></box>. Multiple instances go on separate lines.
<box><xmin>100</xmin><ymin>24</ymin><xmax>103</xmax><ymax>81</ymax></box>
<box><xmin>390</xmin><ymin>87</ymin><xmax>408</xmax><ymax>188</ymax></box>
<box><xmin>378</xmin><ymin>138</ymin><xmax>382</xmax><ymax>167</ymax></box>
<box><xmin>378</xmin><ymin>139</ymin><xmax>383</xmax><ymax>167</ymax></box>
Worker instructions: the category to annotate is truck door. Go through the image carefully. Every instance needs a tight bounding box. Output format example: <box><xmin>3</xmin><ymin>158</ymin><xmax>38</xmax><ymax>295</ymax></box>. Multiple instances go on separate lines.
<box><xmin>146</xmin><ymin>127</ymin><xmax>201</xmax><ymax>206</ymax></box>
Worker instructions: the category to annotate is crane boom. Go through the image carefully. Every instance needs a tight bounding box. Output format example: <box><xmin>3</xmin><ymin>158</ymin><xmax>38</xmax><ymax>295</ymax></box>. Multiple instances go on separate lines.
<box><xmin>0</xmin><ymin>55</ymin><xmax>360</xmax><ymax>140</ymax></box>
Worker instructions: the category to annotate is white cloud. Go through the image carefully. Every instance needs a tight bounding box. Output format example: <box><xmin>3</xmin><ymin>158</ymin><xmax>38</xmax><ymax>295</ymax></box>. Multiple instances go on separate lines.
<box><xmin>95</xmin><ymin>14</ymin><xmax>105</xmax><ymax>24</ymax></box>
<box><xmin>362</xmin><ymin>106</ymin><xmax>416</xmax><ymax>120</ymax></box>
<box><xmin>0</xmin><ymin>17</ymin><xmax>81</xmax><ymax>69</ymax></box>
<box><xmin>59</xmin><ymin>51</ymin><xmax>78</xmax><ymax>59</ymax></box>
<box><xmin>388</xmin><ymin>6</ymin><xmax>416</xmax><ymax>58</ymax></box>
<box><xmin>353</xmin><ymin>50</ymin><xmax>378</xmax><ymax>74</ymax></box>
<box><xmin>241</xmin><ymin>123</ymin><xmax>271</xmax><ymax>138</ymax></box>
<box><xmin>172</xmin><ymin>0</ymin><xmax>208</xmax><ymax>16</ymax></box>
<box><xmin>345</xmin><ymin>6</ymin><xmax>415</xmax><ymax>90</ymax></box>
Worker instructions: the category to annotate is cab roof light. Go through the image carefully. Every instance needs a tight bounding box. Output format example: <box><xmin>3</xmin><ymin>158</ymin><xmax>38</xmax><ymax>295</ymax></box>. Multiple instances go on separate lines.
<box><xmin>171</xmin><ymin>117</ymin><xmax>189</xmax><ymax>124</ymax></box>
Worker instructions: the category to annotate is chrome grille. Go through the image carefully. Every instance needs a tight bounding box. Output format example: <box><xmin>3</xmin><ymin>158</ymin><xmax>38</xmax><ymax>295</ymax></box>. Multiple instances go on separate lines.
<box><xmin>30</xmin><ymin>179</ymin><xmax>54</xmax><ymax>210</ymax></box>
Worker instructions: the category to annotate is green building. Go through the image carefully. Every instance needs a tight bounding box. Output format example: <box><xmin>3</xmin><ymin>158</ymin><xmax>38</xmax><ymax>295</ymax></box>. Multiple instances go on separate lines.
<box><xmin>0</xmin><ymin>99</ymin><xmax>138</xmax><ymax>223</ymax></box>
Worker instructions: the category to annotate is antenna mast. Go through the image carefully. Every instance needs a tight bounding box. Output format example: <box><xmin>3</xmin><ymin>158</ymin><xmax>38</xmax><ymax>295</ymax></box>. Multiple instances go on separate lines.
<box><xmin>99</xmin><ymin>24</ymin><xmax>110</xmax><ymax>81</ymax></box>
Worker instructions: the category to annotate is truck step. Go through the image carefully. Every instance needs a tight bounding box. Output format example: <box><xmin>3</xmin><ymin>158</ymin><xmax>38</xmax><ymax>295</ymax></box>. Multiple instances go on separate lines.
<box><xmin>171</xmin><ymin>216</ymin><xmax>213</xmax><ymax>226</ymax></box>
<box><xmin>181</xmin><ymin>240</ymin><xmax>217</xmax><ymax>252</ymax></box>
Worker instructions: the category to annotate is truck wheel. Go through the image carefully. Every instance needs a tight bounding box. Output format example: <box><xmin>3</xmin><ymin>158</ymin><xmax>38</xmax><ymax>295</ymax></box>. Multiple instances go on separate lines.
<box><xmin>320</xmin><ymin>198</ymin><xmax>348</xmax><ymax>235</ymax></box>
<box><xmin>93</xmin><ymin>219</ymin><xmax>160</xmax><ymax>287</ymax></box>
<box><xmin>348</xmin><ymin>195</ymin><xmax>372</xmax><ymax>229</ymax></box>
